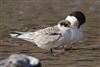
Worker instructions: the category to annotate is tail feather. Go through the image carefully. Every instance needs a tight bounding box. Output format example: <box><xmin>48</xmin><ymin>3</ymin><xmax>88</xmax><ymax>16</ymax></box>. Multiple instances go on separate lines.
<box><xmin>10</xmin><ymin>31</ymin><xmax>35</xmax><ymax>43</ymax></box>
<box><xmin>10</xmin><ymin>31</ymin><xmax>23</xmax><ymax>38</ymax></box>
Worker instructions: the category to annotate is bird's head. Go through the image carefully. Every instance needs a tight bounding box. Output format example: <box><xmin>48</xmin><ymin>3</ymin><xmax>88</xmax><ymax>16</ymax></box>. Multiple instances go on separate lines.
<box><xmin>66</xmin><ymin>11</ymin><xmax>86</xmax><ymax>28</ymax></box>
<box><xmin>58</xmin><ymin>20</ymin><xmax>71</xmax><ymax>31</ymax></box>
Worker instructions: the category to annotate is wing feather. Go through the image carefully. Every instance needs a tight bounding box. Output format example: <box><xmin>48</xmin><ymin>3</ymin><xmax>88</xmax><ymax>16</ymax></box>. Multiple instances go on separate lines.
<box><xmin>33</xmin><ymin>25</ymin><xmax>62</xmax><ymax>45</ymax></box>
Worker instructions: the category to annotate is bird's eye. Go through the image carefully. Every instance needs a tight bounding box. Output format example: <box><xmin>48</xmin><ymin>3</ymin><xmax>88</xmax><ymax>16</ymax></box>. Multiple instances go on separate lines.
<box><xmin>60</xmin><ymin>22</ymin><xmax>69</xmax><ymax>27</ymax></box>
<box><xmin>64</xmin><ymin>24</ymin><xmax>68</xmax><ymax>27</ymax></box>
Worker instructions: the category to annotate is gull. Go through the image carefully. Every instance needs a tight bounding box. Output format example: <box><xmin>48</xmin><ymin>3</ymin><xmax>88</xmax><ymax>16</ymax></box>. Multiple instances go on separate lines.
<box><xmin>65</xmin><ymin>11</ymin><xmax>86</xmax><ymax>49</ymax></box>
<box><xmin>0</xmin><ymin>54</ymin><xmax>41</xmax><ymax>67</ymax></box>
<box><xmin>10</xmin><ymin>20</ymin><xmax>71</xmax><ymax>54</ymax></box>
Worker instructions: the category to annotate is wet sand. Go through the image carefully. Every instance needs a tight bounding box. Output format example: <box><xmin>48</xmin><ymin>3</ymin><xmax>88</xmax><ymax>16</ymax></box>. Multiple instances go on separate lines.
<box><xmin>0</xmin><ymin>0</ymin><xmax>100</xmax><ymax>67</ymax></box>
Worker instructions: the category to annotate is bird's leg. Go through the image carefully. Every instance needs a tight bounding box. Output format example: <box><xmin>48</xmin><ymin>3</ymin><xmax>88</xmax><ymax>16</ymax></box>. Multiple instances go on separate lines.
<box><xmin>43</xmin><ymin>48</ymin><xmax>53</xmax><ymax>55</ymax></box>
<box><xmin>67</xmin><ymin>42</ymin><xmax>75</xmax><ymax>49</ymax></box>
<box><xmin>63</xmin><ymin>43</ymin><xmax>72</xmax><ymax>51</ymax></box>
<box><xmin>50</xmin><ymin>48</ymin><xmax>53</xmax><ymax>54</ymax></box>
<box><xmin>49</xmin><ymin>48</ymin><xmax>56</xmax><ymax>56</ymax></box>
<box><xmin>64</xmin><ymin>42</ymin><xmax>76</xmax><ymax>51</ymax></box>
<box><xmin>63</xmin><ymin>45</ymin><xmax>68</xmax><ymax>51</ymax></box>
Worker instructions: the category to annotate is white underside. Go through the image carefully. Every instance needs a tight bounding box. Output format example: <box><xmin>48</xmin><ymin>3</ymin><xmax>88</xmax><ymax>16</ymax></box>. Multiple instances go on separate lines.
<box><xmin>70</xmin><ymin>27</ymin><xmax>84</xmax><ymax>43</ymax></box>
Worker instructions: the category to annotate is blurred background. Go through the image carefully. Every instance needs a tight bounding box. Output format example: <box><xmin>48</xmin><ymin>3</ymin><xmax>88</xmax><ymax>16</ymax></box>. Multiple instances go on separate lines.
<box><xmin>0</xmin><ymin>0</ymin><xmax>100</xmax><ymax>67</ymax></box>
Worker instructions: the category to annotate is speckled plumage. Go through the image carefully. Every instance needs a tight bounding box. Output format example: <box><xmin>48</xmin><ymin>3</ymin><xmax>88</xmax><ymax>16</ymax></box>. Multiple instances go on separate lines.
<box><xmin>10</xmin><ymin>20</ymin><xmax>71</xmax><ymax>50</ymax></box>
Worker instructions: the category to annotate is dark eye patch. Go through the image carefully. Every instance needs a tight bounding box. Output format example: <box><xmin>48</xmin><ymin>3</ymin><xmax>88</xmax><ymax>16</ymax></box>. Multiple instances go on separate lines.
<box><xmin>64</xmin><ymin>24</ymin><xmax>69</xmax><ymax>27</ymax></box>
<box><xmin>59</xmin><ymin>20</ymin><xmax>71</xmax><ymax>27</ymax></box>
<box><xmin>60</xmin><ymin>22</ymin><xmax>69</xmax><ymax>27</ymax></box>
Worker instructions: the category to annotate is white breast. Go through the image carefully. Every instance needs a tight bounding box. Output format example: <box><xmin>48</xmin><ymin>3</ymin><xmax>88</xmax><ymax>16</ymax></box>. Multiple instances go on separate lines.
<box><xmin>70</xmin><ymin>28</ymin><xmax>84</xmax><ymax>43</ymax></box>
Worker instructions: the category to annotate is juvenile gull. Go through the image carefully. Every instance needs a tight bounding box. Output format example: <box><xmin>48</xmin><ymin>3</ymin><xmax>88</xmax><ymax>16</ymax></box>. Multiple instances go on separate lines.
<box><xmin>10</xmin><ymin>20</ymin><xmax>71</xmax><ymax>54</ymax></box>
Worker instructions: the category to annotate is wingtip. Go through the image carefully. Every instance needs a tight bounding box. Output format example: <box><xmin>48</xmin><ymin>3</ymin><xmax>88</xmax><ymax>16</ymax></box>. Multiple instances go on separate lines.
<box><xmin>10</xmin><ymin>33</ymin><xmax>18</xmax><ymax>38</ymax></box>
<box><xmin>9</xmin><ymin>31</ymin><xmax>22</xmax><ymax>38</ymax></box>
